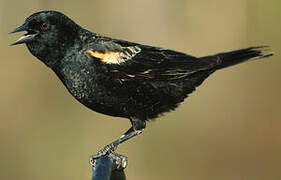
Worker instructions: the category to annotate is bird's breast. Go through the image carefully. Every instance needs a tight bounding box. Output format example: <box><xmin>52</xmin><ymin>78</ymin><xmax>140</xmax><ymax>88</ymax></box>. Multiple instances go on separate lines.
<box><xmin>61</xmin><ymin>66</ymin><xmax>94</xmax><ymax>101</ymax></box>
<box><xmin>53</xmin><ymin>58</ymin><xmax>128</xmax><ymax>118</ymax></box>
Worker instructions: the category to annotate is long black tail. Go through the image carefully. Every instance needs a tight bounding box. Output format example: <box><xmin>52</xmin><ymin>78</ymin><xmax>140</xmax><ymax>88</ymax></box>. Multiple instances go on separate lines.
<box><xmin>213</xmin><ymin>46</ymin><xmax>273</xmax><ymax>70</ymax></box>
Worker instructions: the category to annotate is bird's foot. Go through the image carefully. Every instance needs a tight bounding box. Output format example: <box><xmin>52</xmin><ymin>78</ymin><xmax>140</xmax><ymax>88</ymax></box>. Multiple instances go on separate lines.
<box><xmin>89</xmin><ymin>148</ymin><xmax>128</xmax><ymax>170</ymax></box>
<box><xmin>93</xmin><ymin>152</ymin><xmax>128</xmax><ymax>170</ymax></box>
<box><xmin>109</xmin><ymin>152</ymin><xmax>128</xmax><ymax>170</ymax></box>
<box><xmin>89</xmin><ymin>143</ymin><xmax>118</xmax><ymax>165</ymax></box>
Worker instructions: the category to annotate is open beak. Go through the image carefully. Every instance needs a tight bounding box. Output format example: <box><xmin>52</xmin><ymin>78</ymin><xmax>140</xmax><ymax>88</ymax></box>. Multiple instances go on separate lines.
<box><xmin>9</xmin><ymin>23</ymin><xmax>37</xmax><ymax>46</ymax></box>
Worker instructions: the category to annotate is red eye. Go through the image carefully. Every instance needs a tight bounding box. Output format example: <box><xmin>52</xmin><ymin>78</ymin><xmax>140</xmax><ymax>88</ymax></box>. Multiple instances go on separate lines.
<box><xmin>41</xmin><ymin>23</ymin><xmax>49</xmax><ymax>30</ymax></box>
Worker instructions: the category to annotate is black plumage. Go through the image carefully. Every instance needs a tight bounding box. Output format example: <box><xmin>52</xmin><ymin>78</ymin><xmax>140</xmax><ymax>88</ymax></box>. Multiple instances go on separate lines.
<box><xmin>10</xmin><ymin>11</ymin><xmax>273</xmax><ymax>159</ymax></box>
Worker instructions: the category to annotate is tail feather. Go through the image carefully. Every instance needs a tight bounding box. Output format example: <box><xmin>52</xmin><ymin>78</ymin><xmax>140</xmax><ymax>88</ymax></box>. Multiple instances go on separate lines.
<box><xmin>213</xmin><ymin>46</ymin><xmax>274</xmax><ymax>70</ymax></box>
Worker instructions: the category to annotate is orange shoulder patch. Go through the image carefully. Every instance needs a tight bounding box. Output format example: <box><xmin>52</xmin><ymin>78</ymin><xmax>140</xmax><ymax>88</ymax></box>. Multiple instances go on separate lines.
<box><xmin>87</xmin><ymin>50</ymin><xmax>121</xmax><ymax>63</ymax></box>
<box><xmin>86</xmin><ymin>46</ymin><xmax>141</xmax><ymax>64</ymax></box>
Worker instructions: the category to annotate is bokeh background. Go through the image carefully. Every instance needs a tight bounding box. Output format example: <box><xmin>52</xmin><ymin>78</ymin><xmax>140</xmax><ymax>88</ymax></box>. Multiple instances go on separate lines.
<box><xmin>1</xmin><ymin>0</ymin><xmax>281</xmax><ymax>179</ymax></box>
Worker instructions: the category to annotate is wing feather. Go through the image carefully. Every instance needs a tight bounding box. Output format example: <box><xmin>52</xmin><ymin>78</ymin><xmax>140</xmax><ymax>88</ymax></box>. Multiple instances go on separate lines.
<box><xmin>87</xmin><ymin>38</ymin><xmax>221</xmax><ymax>81</ymax></box>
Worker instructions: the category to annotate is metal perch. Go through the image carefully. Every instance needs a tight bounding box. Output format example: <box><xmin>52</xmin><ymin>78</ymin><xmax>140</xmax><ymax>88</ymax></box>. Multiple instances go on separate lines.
<box><xmin>91</xmin><ymin>152</ymin><xmax>128</xmax><ymax>180</ymax></box>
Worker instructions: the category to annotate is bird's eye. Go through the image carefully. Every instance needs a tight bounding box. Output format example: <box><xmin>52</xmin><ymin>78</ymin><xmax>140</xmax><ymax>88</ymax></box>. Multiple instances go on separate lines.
<box><xmin>41</xmin><ymin>23</ymin><xmax>49</xmax><ymax>30</ymax></box>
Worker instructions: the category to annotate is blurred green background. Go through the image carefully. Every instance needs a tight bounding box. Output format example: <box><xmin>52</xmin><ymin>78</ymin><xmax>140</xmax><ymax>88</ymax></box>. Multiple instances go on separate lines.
<box><xmin>1</xmin><ymin>0</ymin><xmax>281</xmax><ymax>179</ymax></box>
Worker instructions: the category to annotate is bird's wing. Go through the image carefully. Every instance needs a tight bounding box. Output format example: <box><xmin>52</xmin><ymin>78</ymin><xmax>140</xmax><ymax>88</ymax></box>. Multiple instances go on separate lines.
<box><xmin>86</xmin><ymin>38</ymin><xmax>221</xmax><ymax>81</ymax></box>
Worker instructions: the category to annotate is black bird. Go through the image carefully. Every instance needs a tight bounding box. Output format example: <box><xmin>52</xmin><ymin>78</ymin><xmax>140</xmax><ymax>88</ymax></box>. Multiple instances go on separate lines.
<box><xmin>10</xmin><ymin>11</ymin><xmax>273</xmax><ymax>160</ymax></box>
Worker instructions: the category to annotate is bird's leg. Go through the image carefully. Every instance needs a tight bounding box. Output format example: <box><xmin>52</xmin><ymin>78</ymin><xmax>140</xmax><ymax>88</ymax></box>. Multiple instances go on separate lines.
<box><xmin>89</xmin><ymin>128</ymin><xmax>143</xmax><ymax>164</ymax></box>
<box><xmin>90</xmin><ymin>128</ymin><xmax>143</xmax><ymax>159</ymax></box>
<box><xmin>90</xmin><ymin>118</ymin><xmax>145</xmax><ymax>164</ymax></box>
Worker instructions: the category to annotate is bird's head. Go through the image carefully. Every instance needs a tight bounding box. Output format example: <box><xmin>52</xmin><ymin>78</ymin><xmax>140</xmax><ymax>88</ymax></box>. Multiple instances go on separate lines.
<box><xmin>10</xmin><ymin>11</ymin><xmax>81</xmax><ymax>67</ymax></box>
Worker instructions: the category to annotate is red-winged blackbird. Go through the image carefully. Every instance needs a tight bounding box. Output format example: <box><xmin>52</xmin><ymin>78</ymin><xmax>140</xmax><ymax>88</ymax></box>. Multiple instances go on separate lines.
<box><xmin>10</xmin><ymin>11</ymin><xmax>273</xmax><ymax>160</ymax></box>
